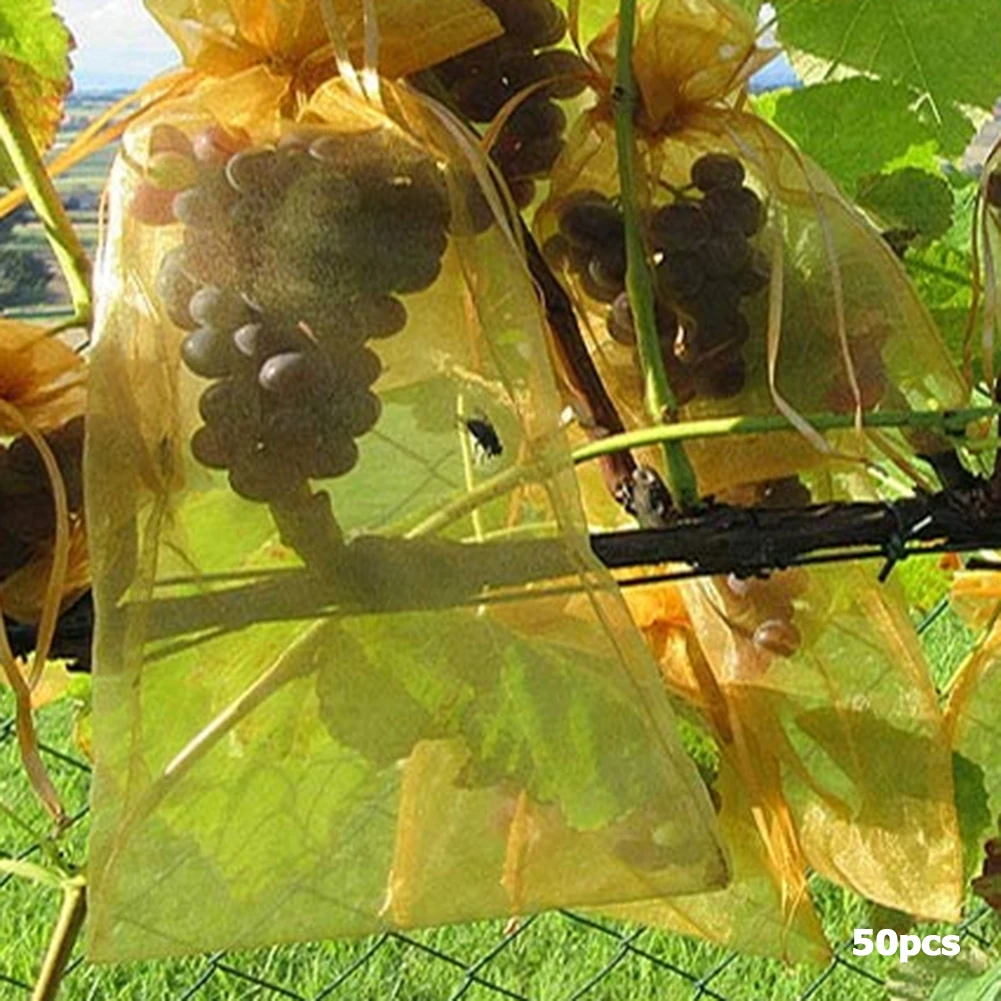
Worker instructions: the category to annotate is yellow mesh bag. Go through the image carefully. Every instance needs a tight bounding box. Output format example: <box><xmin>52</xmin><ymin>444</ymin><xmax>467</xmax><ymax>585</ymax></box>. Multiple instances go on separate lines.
<box><xmin>947</xmin><ymin>572</ymin><xmax>1001</xmax><ymax>830</ymax></box>
<box><xmin>536</xmin><ymin>0</ymin><xmax>967</xmax><ymax>496</ymax></box>
<box><xmin>596</xmin><ymin>564</ymin><xmax>962</xmax><ymax>960</ymax></box>
<box><xmin>85</xmin><ymin>0</ymin><xmax>727</xmax><ymax>963</ymax></box>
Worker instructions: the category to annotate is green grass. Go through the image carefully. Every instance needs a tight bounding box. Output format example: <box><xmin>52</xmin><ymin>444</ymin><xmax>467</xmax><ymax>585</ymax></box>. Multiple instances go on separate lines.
<box><xmin>0</xmin><ymin>603</ymin><xmax>996</xmax><ymax>1001</ymax></box>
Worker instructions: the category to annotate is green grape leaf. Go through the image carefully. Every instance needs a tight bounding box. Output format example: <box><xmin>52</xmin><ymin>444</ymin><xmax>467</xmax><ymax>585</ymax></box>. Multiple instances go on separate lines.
<box><xmin>772</xmin><ymin>0</ymin><xmax>1001</xmax><ymax>112</ymax></box>
<box><xmin>954</xmin><ymin>753</ymin><xmax>994</xmax><ymax>880</ymax></box>
<box><xmin>0</xmin><ymin>0</ymin><xmax>73</xmax><ymax>187</ymax></box>
<box><xmin>857</xmin><ymin>168</ymin><xmax>955</xmax><ymax>242</ymax></box>
<box><xmin>771</xmin><ymin>78</ymin><xmax>971</xmax><ymax>192</ymax></box>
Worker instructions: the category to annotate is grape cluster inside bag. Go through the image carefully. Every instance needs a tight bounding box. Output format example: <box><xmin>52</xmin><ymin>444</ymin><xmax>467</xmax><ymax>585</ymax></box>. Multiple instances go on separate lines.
<box><xmin>601</xmin><ymin>565</ymin><xmax>963</xmax><ymax>962</ymax></box>
<box><xmin>85</xmin><ymin>0</ymin><xmax>728</xmax><ymax>962</ymax></box>
<box><xmin>536</xmin><ymin>0</ymin><xmax>967</xmax><ymax>497</ymax></box>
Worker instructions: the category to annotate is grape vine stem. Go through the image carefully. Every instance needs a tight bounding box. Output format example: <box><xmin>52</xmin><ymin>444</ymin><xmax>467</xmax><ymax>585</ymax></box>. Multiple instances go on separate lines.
<box><xmin>612</xmin><ymin>0</ymin><xmax>699</xmax><ymax>509</ymax></box>
<box><xmin>571</xmin><ymin>405</ymin><xmax>1001</xmax><ymax>465</ymax></box>
<box><xmin>0</xmin><ymin>62</ymin><xmax>92</xmax><ymax>329</ymax></box>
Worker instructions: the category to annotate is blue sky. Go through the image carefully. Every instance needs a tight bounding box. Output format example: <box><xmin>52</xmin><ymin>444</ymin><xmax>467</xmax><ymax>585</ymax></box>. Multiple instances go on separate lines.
<box><xmin>57</xmin><ymin>0</ymin><xmax>797</xmax><ymax>92</ymax></box>
<box><xmin>58</xmin><ymin>0</ymin><xmax>176</xmax><ymax>90</ymax></box>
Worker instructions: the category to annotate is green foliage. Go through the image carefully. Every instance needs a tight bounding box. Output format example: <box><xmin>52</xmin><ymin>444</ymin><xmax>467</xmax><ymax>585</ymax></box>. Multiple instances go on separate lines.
<box><xmin>771</xmin><ymin>0</ymin><xmax>1001</xmax><ymax>113</ymax></box>
<box><xmin>857</xmin><ymin>168</ymin><xmax>955</xmax><ymax>242</ymax></box>
<box><xmin>771</xmin><ymin>79</ymin><xmax>971</xmax><ymax>193</ymax></box>
<box><xmin>0</xmin><ymin>0</ymin><xmax>73</xmax><ymax>186</ymax></box>
<box><xmin>0</xmin><ymin>244</ymin><xmax>51</xmax><ymax>305</ymax></box>
<box><xmin>955</xmin><ymin>753</ymin><xmax>995</xmax><ymax>879</ymax></box>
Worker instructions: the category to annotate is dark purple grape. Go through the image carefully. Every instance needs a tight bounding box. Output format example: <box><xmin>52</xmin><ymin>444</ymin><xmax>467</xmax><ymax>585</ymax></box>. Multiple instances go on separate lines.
<box><xmin>309</xmin><ymin>438</ymin><xmax>360</xmax><ymax>479</ymax></box>
<box><xmin>508</xmin><ymin>178</ymin><xmax>536</xmax><ymax>209</ymax></box>
<box><xmin>198</xmin><ymin>380</ymin><xmax>241</xmax><ymax>424</ymax></box>
<box><xmin>736</xmin><ymin>250</ymin><xmax>770</xmax><ymax>296</ymax></box>
<box><xmin>225</xmin><ymin>148</ymin><xmax>282</xmax><ymax>195</ymax></box>
<box><xmin>530</xmin><ymin>50</ymin><xmax>590</xmax><ymax>99</ymax></box>
<box><xmin>752</xmin><ymin>619</ymin><xmax>801</xmax><ymax>657</ymax></box>
<box><xmin>228</xmin><ymin>451</ymin><xmax>299</xmax><ymax>502</ymax></box>
<box><xmin>495</xmin><ymin>135</ymin><xmax>565</xmax><ymax>179</ymax></box>
<box><xmin>701</xmin><ymin>233</ymin><xmax>751</xmax><ymax>277</ymax></box>
<box><xmin>690</xmin><ymin>153</ymin><xmax>745</xmax><ymax>192</ymax></box>
<box><xmin>486</xmin><ymin>0</ymin><xmax>567</xmax><ymax>46</ymax></box>
<box><xmin>558</xmin><ymin>192</ymin><xmax>623</xmax><ymax>249</ymax></box>
<box><xmin>606</xmin><ymin>293</ymin><xmax>635</xmax><ymax>345</ymax></box>
<box><xmin>694</xmin><ymin>352</ymin><xmax>746</xmax><ymax>399</ymax></box>
<box><xmin>258</xmin><ymin>351</ymin><xmax>319</xmax><ymax>395</ymax></box>
<box><xmin>588</xmin><ymin>253</ymin><xmax>625</xmax><ymax>298</ymax></box>
<box><xmin>189</xmin><ymin>285</ymin><xmax>254</xmax><ymax>333</ymax></box>
<box><xmin>451</xmin><ymin>74</ymin><xmax>515</xmax><ymax>122</ymax></box>
<box><xmin>181</xmin><ymin>327</ymin><xmax>233</xmax><ymax>378</ymax></box>
<box><xmin>704</xmin><ymin>185</ymin><xmax>764</xmax><ymax>237</ymax></box>
<box><xmin>649</xmin><ymin>202</ymin><xmax>711</xmax><ymax>252</ymax></box>
<box><xmin>156</xmin><ymin>249</ymin><xmax>200</xmax><ymax>330</ymax></box>
<box><xmin>190</xmin><ymin>425</ymin><xmax>231</xmax><ymax>469</ymax></box>
<box><xmin>232</xmin><ymin>322</ymin><xmax>269</xmax><ymax>360</ymax></box>
<box><xmin>504</xmin><ymin>98</ymin><xmax>567</xmax><ymax>141</ymax></box>
<box><xmin>333</xmin><ymin>346</ymin><xmax>382</xmax><ymax>390</ymax></box>
<box><xmin>323</xmin><ymin>296</ymin><xmax>408</xmax><ymax>342</ymax></box>
<box><xmin>340</xmin><ymin>391</ymin><xmax>382</xmax><ymax>436</ymax></box>
<box><xmin>656</xmin><ymin>251</ymin><xmax>706</xmax><ymax>300</ymax></box>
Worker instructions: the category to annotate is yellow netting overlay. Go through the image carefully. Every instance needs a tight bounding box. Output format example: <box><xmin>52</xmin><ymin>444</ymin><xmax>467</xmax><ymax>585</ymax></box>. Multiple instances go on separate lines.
<box><xmin>85</xmin><ymin>0</ymin><xmax>727</xmax><ymax>963</ymax></box>
<box><xmin>600</xmin><ymin>565</ymin><xmax>963</xmax><ymax>963</ymax></box>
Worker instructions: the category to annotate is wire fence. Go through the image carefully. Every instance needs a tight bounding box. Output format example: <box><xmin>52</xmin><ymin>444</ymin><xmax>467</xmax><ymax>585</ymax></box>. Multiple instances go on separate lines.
<box><xmin>1</xmin><ymin>604</ymin><xmax>998</xmax><ymax>1001</ymax></box>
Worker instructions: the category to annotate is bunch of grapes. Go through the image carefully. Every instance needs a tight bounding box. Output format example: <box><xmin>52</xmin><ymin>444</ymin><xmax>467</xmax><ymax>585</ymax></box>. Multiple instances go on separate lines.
<box><xmin>0</xmin><ymin>417</ymin><xmax>84</xmax><ymax>584</ymax></box>
<box><xmin>544</xmin><ymin>153</ymin><xmax>767</xmax><ymax>403</ymax></box>
<box><xmin>131</xmin><ymin>122</ymin><xmax>452</xmax><ymax>503</ymax></box>
<box><xmin>416</xmin><ymin>0</ymin><xmax>588</xmax><ymax>207</ymax></box>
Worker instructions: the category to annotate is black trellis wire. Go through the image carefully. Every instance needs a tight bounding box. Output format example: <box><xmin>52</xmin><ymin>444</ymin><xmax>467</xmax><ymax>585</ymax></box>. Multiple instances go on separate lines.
<box><xmin>1</xmin><ymin>599</ymin><xmax>999</xmax><ymax>1000</ymax></box>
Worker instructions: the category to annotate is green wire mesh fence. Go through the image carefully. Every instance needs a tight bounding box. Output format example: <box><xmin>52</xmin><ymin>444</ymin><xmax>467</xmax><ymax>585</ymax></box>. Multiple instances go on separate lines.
<box><xmin>1</xmin><ymin>599</ymin><xmax>998</xmax><ymax>1001</ymax></box>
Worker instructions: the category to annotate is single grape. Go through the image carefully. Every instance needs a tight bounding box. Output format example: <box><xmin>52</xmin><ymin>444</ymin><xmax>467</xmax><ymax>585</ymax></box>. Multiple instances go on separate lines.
<box><xmin>694</xmin><ymin>351</ymin><xmax>746</xmax><ymax>399</ymax></box>
<box><xmin>606</xmin><ymin>292</ymin><xmax>635</xmax><ymax>345</ymax></box>
<box><xmin>0</xmin><ymin>527</ymin><xmax>32</xmax><ymax>579</ymax></box>
<box><xmin>180</xmin><ymin>228</ymin><xmax>241</xmax><ymax>286</ymax></box>
<box><xmin>588</xmin><ymin>252</ymin><xmax>625</xmax><ymax>298</ymax></box>
<box><xmin>146</xmin><ymin>151</ymin><xmax>200</xmax><ymax>192</ymax></box>
<box><xmin>339</xmin><ymin>390</ymin><xmax>382</xmax><ymax>436</ymax></box>
<box><xmin>558</xmin><ymin>192</ymin><xmax>624</xmax><ymax>249</ymax></box>
<box><xmin>181</xmin><ymin>327</ymin><xmax>234</xmax><ymax>379</ymax></box>
<box><xmin>225</xmin><ymin>147</ymin><xmax>285</xmax><ymax>196</ymax></box>
<box><xmin>530</xmin><ymin>50</ymin><xmax>590</xmax><ymax>99</ymax></box>
<box><xmin>156</xmin><ymin>249</ymin><xmax>200</xmax><ymax>329</ymax></box>
<box><xmin>690</xmin><ymin>153</ymin><xmax>745</xmax><ymax>192</ymax></box>
<box><xmin>309</xmin><ymin>438</ymin><xmax>360</xmax><ymax>479</ymax></box>
<box><xmin>190</xmin><ymin>425</ymin><xmax>231</xmax><ymax>469</ymax></box>
<box><xmin>735</xmin><ymin>249</ymin><xmax>770</xmax><ymax>296</ymax></box>
<box><xmin>494</xmin><ymin>134</ymin><xmax>565</xmax><ymax>179</ymax></box>
<box><xmin>258</xmin><ymin>351</ymin><xmax>319</xmax><ymax>395</ymax></box>
<box><xmin>508</xmin><ymin>178</ymin><xmax>537</xmax><ymax>209</ymax></box>
<box><xmin>486</xmin><ymin>0</ymin><xmax>567</xmax><ymax>46</ymax></box>
<box><xmin>542</xmin><ymin>232</ymin><xmax>571</xmax><ymax>269</ymax></box>
<box><xmin>452</xmin><ymin>74</ymin><xmax>517</xmax><ymax>122</ymax></box>
<box><xmin>173</xmin><ymin>182</ymin><xmax>230</xmax><ymax>230</ymax></box>
<box><xmin>333</xmin><ymin>346</ymin><xmax>383</xmax><ymax>390</ymax></box>
<box><xmin>648</xmin><ymin>201</ymin><xmax>711</xmax><ymax>252</ymax></box>
<box><xmin>198</xmin><ymin>380</ymin><xmax>240</xmax><ymax>424</ymax></box>
<box><xmin>228</xmin><ymin>450</ymin><xmax>298</xmax><ymax>502</ymax></box>
<box><xmin>149</xmin><ymin>124</ymin><xmax>194</xmax><ymax>158</ymax></box>
<box><xmin>752</xmin><ymin>618</ymin><xmax>801</xmax><ymax>658</ymax></box>
<box><xmin>128</xmin><ymin>182</ymin><xmax>177</xmax><ymax>226</ymax></box>
<box><xmin>703</xmin><ymin>185</ymin><xmax>764</xmax><ymax>237</ymax></box>
<box><xmin>504</xmin><ymin>98</ymin><xmax>567</xmax><ymax>141</ymax></box>
<box><xmin>231</xmin><ymin>322</ymin><xmax>272</xmax><ymax>361</ymax></box>
<box><xmin>656</xmin><ymin>251</ymin><xmax>706</xmax><ymax>300</ymax></box>
<box><xmin>189</xmin><ymin>286</ymin><xmax>254</xmax><ymax>333</ymax></box>
<box><xmin>192</xmin><ymin>124</ymin><xmax>252</xmax><ymax>166</ymax></box>
<box><xmin>701</xmin><ymin>233</ymin><xmax>752</xmax><ymax>277</ymax></box>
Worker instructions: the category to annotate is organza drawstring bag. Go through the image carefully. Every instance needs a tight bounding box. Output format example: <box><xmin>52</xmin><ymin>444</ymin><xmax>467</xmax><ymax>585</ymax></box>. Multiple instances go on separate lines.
<box><xmin>85</xmin><ymin>0</ymin><xmax>727</xmax><ymax>961</ymax></box>
<box><xmin>535</xmin><ymin>0</ymin><xmax>967</xmax><ymax>499</ymax></box>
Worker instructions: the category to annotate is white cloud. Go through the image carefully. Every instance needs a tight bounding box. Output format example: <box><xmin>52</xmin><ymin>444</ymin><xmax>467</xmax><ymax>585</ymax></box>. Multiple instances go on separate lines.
<box><xmin>57</xmin><ymin>0</ymin><xmax>177</xmax><ymax>89</ymax></box>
